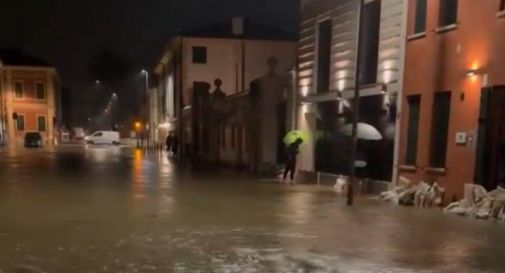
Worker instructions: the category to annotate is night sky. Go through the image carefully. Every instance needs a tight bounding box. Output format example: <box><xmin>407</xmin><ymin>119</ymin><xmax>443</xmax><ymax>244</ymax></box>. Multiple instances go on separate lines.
<box><xmin>0</xmin><ymin>0</ymin><xmax>298</xmax><ymax>124</ymax></box>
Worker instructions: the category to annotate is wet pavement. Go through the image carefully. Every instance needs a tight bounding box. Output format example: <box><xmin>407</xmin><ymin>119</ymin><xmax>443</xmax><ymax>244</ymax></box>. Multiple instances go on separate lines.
<box><xmin>0</xmin><ymin>146</ymin><xmax>505</xmax><ymax>273</ymax></box>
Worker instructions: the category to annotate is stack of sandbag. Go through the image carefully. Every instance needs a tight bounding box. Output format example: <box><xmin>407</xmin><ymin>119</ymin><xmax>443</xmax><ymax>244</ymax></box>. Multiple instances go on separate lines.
<box><xmin>380</xmin><ymin>177</ymin><xmax>445</xmax><ymax>207</ymax></box>
<box><xmin>414</xmin><ymin>182</ymin><xmax>445</xmax><ymax>208</ymax></box>
<box><xmin>444</xmin><ymin>184</ymin><xmax>505</xmax><ymax>221</ymax></box>
<box><xmin>379</xmin><ymin>176</ymin><xmax>412</xmax><ymax>205</ymax></box>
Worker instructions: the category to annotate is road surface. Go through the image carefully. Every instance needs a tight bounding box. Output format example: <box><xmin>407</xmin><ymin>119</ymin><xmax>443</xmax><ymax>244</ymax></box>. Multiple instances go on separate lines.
<box><xmin>0</xmin><ymin>146</ymin><xmax>504</xmax><ymax>273</ymax></box>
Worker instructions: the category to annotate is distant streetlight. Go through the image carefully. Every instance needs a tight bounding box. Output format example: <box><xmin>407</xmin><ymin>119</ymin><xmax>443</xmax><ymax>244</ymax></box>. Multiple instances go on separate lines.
<box><xmin>95</xmin><ymin>80</ymin><xmax>101</xmax><ymax>85</ymax></box>
<box><xmin>134</xmin><ymin>122</ymin><xmax>141</xmax><ymax>130</ymax></box>
<box><xmin>141</xmin><ymin>69</ymin><xmax>149</xmax><ymax>94</ymax></box>
<box><xmin>134</xmin><ymin>121</ymin><xmax>142</xmax><ymax>148</ymax></box>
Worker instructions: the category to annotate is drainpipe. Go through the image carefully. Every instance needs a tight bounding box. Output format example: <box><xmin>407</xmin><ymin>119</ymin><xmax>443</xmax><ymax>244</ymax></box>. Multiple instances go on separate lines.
<box><xmin>391</xmin><ymin>0</ymin><xmax>409</xmax><ymax>188</ymax></box>
<box><xmin>0</xmin><ymin>62</ymin><xmax>3</xmax><ymax>146</ymax></box>
<box><xmin>348</xmin><ymin>0</ymin><xmax>365</xmax><ymax>206</ymax></box>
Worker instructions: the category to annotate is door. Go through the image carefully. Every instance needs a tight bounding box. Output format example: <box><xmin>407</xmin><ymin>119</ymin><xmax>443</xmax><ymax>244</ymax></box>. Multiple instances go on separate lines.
<box><xmin>475</xmin><ymin>86</ymin><xmax>505</xmax><ymax>190</ymax></box>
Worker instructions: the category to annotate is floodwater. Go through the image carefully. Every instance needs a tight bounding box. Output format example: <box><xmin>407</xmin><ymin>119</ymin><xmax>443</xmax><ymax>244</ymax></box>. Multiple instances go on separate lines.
<box><xmin>0</xmin><ymin>146</ymin><xmax>504</xmax><ymax>273</ymax></box>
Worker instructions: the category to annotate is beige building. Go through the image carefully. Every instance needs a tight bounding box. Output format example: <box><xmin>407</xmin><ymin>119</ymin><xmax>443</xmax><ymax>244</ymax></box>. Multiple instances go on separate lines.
<box><xmin>0</xmin><ymin>49</ymin><xmax>59</xmax><ymax>147</ymax></box>
<box><xmin>296</xmin><ymin>0</ymin><xmax>408</xmax><ymax>186</ymax></box>
<box><xmin>153</xmin><ymin>18</ymin><xmax>297</xmax><ymax>161</ymax></box>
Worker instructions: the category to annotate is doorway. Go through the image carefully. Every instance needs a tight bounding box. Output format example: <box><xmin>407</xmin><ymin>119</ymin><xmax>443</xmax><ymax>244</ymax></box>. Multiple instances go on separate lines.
<box><xmin>475</xmin><ymin>86</ymin><xmax>505</xmax><ymax>190</ymax></box>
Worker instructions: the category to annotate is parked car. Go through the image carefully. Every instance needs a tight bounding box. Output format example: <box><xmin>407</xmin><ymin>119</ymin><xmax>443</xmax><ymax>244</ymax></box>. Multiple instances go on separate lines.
<box><xmin>73</xmin><ymin>127</ymin><xmax>86</xmax><ymax>141</ymax></box>
<box><xmin>84</xmin><ymin>131</ymin><xmax>120</xmax><ymax>145</ymax></box>
<box><xmin>24</xmin><ymin>132</ymin><xmax>43</xmax><ymax>148</ymax></box>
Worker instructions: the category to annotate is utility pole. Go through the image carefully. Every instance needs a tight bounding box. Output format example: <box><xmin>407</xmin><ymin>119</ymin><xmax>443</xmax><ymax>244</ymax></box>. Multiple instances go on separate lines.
<box><xmin>347</xmin><ymin>0</ymin><xmax>365</xmax><ymax>206</ymax></box>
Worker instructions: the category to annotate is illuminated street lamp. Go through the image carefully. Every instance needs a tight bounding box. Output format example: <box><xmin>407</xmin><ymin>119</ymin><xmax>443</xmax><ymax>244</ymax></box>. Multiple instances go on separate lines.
<box><xmin>141</xmin><ymin>69</ymin><xmax>149</xmax><ymax>93</ymax></box>
<box><xmin>134</xmin><ymin>121</ymin><xmax>142</xmax><ymax>147</ymax></box>
<box><xmin>135</xmin><ymin>122</ymin><xmax>141</xmax><ymax>130</ymax></box>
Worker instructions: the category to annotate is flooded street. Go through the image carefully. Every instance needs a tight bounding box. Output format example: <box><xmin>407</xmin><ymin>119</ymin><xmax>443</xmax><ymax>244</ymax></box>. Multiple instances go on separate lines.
<box><xmin>0</xmin><ymin>147</ymin><xmax>504</xmax><ymax>273</ymax></box>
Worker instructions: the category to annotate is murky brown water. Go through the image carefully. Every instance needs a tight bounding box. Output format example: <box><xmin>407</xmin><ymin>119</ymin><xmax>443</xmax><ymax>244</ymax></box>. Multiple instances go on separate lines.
<box><xmin>0</xmin><ymin>146</ymin><xmax>504</xmax><ymax>272</ymax></box>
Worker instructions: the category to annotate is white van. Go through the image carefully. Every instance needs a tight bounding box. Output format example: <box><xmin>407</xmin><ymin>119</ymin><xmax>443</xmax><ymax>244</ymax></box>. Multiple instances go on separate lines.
<box><xmin>85</xmin><ymin>131</ymin><xmax>120</xmax><ymax>145</ymax></box>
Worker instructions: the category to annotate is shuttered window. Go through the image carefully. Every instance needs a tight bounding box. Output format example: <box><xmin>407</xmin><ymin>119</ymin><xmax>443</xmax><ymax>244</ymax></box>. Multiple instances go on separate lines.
<box><xmin>439</xmin><ymin>0</ymin><xmax>458</xmax><ymax>26</ymax></box>
<box><xmin>316</xmin><ymin>19</ymin><xmax>332</xmax><ymax>93</ymax></box>
<box><xmin>406</xmin><ymin>95</ymin><xmax>421</xmax><ymax>165</ymax></box>
<box><xmin>414</xmin><ymin>0</ymin><xmax>427</xmax><ymax>33</ymax></box>
<box><xmin>430</xmin><ymin>92</ymin><xmax>452</xmax><ymax>168</ymax></box>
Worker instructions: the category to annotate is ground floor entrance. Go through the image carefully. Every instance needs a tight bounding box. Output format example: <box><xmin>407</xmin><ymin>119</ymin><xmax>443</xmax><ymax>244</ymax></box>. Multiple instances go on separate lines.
<box><xmin>475</xmin><ymin>86</ymin><xmax>505</xmax><ymax>190</ymax></box>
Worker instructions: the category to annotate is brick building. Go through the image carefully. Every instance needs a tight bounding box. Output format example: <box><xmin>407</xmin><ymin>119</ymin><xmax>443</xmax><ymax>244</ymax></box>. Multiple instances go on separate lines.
<box><xmin>0</xmin><ymin>49</ymin><xmax>59</xmax><ymax>147</ymax></box>
<box><xmin>399</xmin><ymin>0</ymin><xmax>505</xmax><ymax>200</ymax></box>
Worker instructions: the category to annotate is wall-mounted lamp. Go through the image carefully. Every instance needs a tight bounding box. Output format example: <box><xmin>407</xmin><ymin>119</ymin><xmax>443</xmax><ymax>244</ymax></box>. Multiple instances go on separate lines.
<box><xmin>466</xmin><ymin>70</ymin><xmax>478</xmax><ymax>77</ymax></box>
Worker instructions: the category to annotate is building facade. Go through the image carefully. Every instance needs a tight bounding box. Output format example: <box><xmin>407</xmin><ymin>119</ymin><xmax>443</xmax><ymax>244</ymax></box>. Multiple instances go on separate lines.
<box><xmin>152</xmin><ymin>18</ymin><xmax>297</xmax><ymax>166</ymax></box>
<box><xmin>0</xmin><ymin>50</ymin><xmax>59</xmax><ymax>147</ymax></box>
<box><xmin>399</xmin><ymin>0</ymin><xmax>505</xmax><ymax>200</ymax></box>
<box><xmin>296</xmin><ymin>0</ymin><xmax>408</xmax><ymax>186</ymax></box>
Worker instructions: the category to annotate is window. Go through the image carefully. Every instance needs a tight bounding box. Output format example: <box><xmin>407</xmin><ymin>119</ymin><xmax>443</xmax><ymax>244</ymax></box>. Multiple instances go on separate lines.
<box><xmin>414</xmin><ymin>0</ymin><xmax>427</xmax><ymax>33</ymax></box>
<box><xmin>501</xmin><ymin>0</ymin><xmax>505</xmax><ymax>11</ymax></box>
<box><xmin>439</xmin><ymin>0</ymin><xmax>458</xmax><ymax>27</ymax></box>
<box><xmin>316</xmin><ymin>19</ymin><xmax>332</xmax><ymax>94</ymax></box>
<box><xmin>93</xmin><ymin>132</ymin><xmax>103</xmax><ymax>137</ymax></box>
<box><xmin>430</xmin><ymin>91</ymin><xmax>452</xmax><ymax>168</ymax></box>
<box><xmin>16</xmin><ymin>115</ymin><xmax>25</xmax><ymax>131</ymax></box>
<box><xmin>14</xmin><ymin>81</ymin><xmax>23</xmax><ymax>98</ymax></box>
<box><xmin>36</xmin><ymin>83</ymin><xmax>46</xmax><ymax>99</ymax></box>
<box><xmin>192</xmin><ymin>46</ymin><xmax>207</xmax><ymax>64</ymax></box>
<box><xmin>359</xmin><ymin>0</ymin><xmax>381</xmax><ymax>85</ymax></box>
<box><xmin>37</xmin><ymin>116</ymin><xmax>47</xmax><ymax>132</ymax></box>
<box><xmin>405</xmin><ymin>95</ymin><xmax>421</xmax><ymax>165</ymax></box>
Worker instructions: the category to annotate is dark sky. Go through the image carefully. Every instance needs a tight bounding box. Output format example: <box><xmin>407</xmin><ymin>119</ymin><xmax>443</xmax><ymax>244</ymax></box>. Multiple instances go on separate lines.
<box><xmin>0</xmin><ymin>0</ymin><xmax>298</xmax><ymax>120</ymax></box>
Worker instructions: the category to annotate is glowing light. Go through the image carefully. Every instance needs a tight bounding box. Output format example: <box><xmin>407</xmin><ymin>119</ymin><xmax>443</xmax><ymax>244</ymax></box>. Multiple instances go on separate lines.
<box><xmin>299</xmin><ymin>78</ymin><xmax>312</xmax><ymax>96</ymax></box>
<box><xmin>301</xmin><ymin>103</ymin><xmax>310</xmax><ymax>114</ymax></box>
<box><xmin>383</xmin><ymin>70</ymin><xmax>393</xmax><ymax>84</ymax></box>
<box><xmin>382</xmin><ymin>61</ymin><xmax>394</xmax><ymax>84</ymax></box>
<box><xmin>336</xmin><ymin>70</ymin><xmax>348</xmax><ymax>80</ymax></box>
<box><xmin>471</xmin><ymin>62</ymin><xmax>479</xmax><ymax>70</ymax></box>
<box><xmin>337</xmin><ymin>80</ymin><xmax>345</xmax><ymax>91</ymax></box>
<box><xmin>159</xmin><ymin>122</ymin><xmax>173</xmax><ymax>130</ymax></box>
<box><xmin>301</xmin><ymin>86</ymin><xmax>309</xmax><ymax>97</ymax></box>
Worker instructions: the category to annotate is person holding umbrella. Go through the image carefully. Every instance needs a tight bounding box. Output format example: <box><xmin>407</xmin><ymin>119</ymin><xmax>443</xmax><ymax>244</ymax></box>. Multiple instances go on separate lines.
<box><xmin>283</xmin><ymin>137</ymin><xmax>304</xmax><ymax>183</ymax></box>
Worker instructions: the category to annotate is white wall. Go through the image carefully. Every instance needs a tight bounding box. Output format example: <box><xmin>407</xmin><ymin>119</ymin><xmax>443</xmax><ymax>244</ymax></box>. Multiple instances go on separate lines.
<box><xmin>182</xmin><ymin>37</ymin><xmax>241</xmax><ymax>103</ymax></box>
<box><xmin>181</xmin><ymin>37</ymin><xmax>297</xmax><ymax>105</ymax></box>
<box><xmin>244</xmin><ymin>40</ymin><xmax>297</xmax><ymax>86</ymax></box>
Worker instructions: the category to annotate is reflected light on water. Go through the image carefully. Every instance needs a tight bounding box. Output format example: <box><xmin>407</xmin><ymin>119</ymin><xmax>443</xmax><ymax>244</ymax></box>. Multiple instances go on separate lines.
<box><xmin>283</xmin><ymin>192</ymin><xmax>314</xmax><ymax>225</ymax></box>
<box><xmin>132</xmin><ymin>149</ymin><xmax>145</xmax><ymax>200</ymax></box>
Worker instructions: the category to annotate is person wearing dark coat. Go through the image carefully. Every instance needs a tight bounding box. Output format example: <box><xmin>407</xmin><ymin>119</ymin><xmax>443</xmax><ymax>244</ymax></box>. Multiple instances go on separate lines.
<box><xmin>171</xmin><ymin>135</ymin><xmax>179</xmax><ymax>157</ymax></box>
<box><xmin>283</xmin><ymin>138</ymin><xmax>303</xmax><ymax>183</ymax></box>
<box><xmin>166</xmin><ymin>134</ymin><xmax>174</xmax><ymax>155</ymax></box>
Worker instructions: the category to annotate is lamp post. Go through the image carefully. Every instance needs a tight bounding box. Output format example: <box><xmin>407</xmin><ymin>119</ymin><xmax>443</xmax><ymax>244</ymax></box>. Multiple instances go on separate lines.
<box><xmin>141</xmin><ymin>70</ymin><xmax>149</xmax><ymax>148</ymax></box>
<box><xmin>135</xmin><ymin>121</ymin><xmax>142</xmax><ymax>148</ymax></box>
<box><xmin>141</xmin><ymin>70</ymin><xmax>149</xmax><ymax>94</ymax></box>
<box><xmin>0</xmin><ymin>61</ymin><xmax>3</xmax><ymax>146</ymax></box>
<box><xmin>348</xmin><ymin>0</ymin><xmax>365</xmax><ymax>206</ymax></box>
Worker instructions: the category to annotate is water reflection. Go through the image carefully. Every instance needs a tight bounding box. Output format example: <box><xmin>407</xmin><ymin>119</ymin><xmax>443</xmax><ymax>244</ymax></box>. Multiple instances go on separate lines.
<box><xmin>1</xmin><ymin>147</ymin><xmax>505</xmax><ymax>272</ymax></box>
<box><xmin>132</xmin><ymin>148</ymin><xmax>146</xmax><ymax>200</ymax></box>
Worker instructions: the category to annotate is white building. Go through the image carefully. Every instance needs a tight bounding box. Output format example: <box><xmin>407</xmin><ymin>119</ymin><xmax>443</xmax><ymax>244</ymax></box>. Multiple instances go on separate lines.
<box><xmin>296</xmin><ymin>0</ymin><xmax>408</xmax><ymax>187</ymax></box>
<box><xmin>153</xmin><ymin>18</ymin><xmax>297</xmax><ymax>159</ymax></box>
